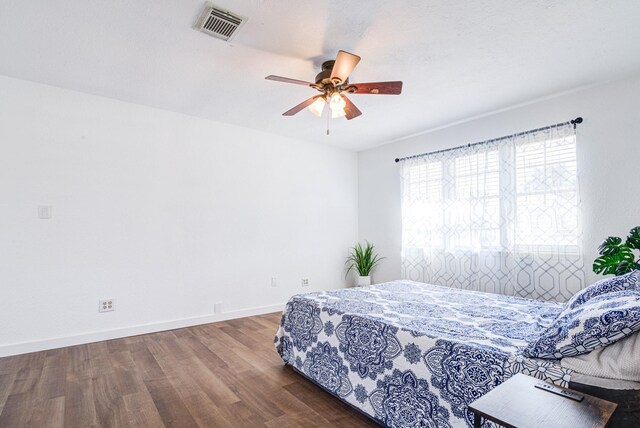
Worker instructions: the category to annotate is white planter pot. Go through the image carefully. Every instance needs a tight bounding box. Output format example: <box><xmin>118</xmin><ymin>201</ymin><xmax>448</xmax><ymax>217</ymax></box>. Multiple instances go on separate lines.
<box><xmin>357</xmin><ymin>275</ymin><xmax>371</xmax><ymax>287</ymax></box>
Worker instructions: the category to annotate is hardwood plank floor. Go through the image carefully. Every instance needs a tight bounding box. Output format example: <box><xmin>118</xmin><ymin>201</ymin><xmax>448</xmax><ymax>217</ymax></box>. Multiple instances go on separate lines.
<box><xmin>0</xmin><ymin>312</ymin><xmax>379</xmax><ymax>427</ymax></box>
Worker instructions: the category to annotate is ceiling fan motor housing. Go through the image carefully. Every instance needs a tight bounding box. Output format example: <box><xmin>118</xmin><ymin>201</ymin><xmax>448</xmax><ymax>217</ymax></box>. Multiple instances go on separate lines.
<box><xmin>315</xmin><ymin>60</ymin><xmax>348</xmax><ymax>86</ymax></box>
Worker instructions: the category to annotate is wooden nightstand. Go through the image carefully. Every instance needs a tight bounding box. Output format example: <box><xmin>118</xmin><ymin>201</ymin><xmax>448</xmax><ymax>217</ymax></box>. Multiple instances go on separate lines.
<box><xmin>468</xmin><ymin>374</ymin><xmax>617</xmax><ymax>428</ymax></box>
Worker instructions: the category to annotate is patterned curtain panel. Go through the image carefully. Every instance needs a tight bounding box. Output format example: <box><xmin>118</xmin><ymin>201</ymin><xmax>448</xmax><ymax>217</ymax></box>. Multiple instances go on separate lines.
<box><xmin>400</xmin><ymin>123</ymin><xmax>585</xmax><ymax>302</ymax></box>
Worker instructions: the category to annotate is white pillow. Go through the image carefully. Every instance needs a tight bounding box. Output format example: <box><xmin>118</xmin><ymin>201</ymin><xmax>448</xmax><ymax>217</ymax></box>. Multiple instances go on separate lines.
<box><xmin>561</xmin><ymin>331</ymin><xmax>640</xmax><ymax>382</ymax></box>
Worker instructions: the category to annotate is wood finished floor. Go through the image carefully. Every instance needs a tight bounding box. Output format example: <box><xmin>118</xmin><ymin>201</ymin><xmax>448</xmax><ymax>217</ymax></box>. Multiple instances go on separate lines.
<box><xmin>0</xmin><ymin>312</ymin><xmax>379</xmax><ymax>427</ymax></box>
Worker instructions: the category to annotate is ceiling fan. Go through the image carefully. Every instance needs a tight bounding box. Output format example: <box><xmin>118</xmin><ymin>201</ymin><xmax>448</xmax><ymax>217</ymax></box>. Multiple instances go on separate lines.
<box><xmin>265</xmin><ymin>50</ymin><xmax>402</xmax><ymax>121</ymax></box>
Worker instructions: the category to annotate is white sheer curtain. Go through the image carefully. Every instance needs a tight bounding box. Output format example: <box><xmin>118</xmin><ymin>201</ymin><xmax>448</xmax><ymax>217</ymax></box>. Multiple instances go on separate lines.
<box><xmin>400</xmin><ymin>123</ymin><xmax>585</xmax><ymax>302</ymax></box>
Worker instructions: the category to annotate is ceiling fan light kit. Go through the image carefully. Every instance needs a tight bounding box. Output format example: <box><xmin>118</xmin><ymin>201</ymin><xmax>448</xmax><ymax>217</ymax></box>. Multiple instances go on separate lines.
<box><xmin>308</xmin><ymin>97</ymin><xmax>326</xmax><ymax>117</ymax></box>
<box><xmin>265</xmin><ymin>50</ymin><xmax>403</xmax><ymax>124</ymax></box>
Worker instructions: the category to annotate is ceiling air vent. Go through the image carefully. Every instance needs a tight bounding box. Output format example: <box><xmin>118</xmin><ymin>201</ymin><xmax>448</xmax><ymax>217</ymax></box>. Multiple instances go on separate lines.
<box><xmin>193</xmin><ymin>3</ymin><xmax>247</xmax><ymax>42</ymax></box>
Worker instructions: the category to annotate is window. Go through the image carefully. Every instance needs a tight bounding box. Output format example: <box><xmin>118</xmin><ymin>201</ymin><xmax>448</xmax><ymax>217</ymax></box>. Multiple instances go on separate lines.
<box><xmin>400</xmin><ymin>123</ymin><xmax>584</xmax><ymax>301</ymax></box>
<box><xmin>514</xmin><ymin>135</ymin><xmax>579</xmax><ymax>248</ymax></box>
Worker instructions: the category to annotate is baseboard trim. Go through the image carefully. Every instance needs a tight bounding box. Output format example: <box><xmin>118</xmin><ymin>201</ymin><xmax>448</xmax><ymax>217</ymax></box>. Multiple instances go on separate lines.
<box><xmin>0</xmin><ymin>302</ymin><xmax>286</xmax><ymax>358</ymax></box>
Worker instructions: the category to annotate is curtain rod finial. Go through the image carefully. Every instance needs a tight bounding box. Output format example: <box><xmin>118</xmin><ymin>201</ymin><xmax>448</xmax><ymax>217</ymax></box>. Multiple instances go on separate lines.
<box><xmin>395</xmin><ymin>158</ymin><xmax>400</xmax><ymax>163</ymax></box>
<box><xmin>571</xmin><ymin>117</ymin><xmax>583</xmax><ymax>129</ymax></box>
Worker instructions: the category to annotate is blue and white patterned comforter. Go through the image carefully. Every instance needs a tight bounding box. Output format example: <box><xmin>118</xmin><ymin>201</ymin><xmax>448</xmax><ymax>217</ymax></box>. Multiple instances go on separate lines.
<box><xmin>274</xmin><ymin>280</ymin><xmax>573</xmax><ymax>428</ymax></box>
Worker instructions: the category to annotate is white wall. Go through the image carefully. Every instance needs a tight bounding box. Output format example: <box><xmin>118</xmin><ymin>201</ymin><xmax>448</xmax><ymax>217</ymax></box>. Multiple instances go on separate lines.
<box><xmin>359</xmin><ymin>73</ymin><xmax>640</xmax><ymax>287</ymax></box>
<box><xmin>0</xmin><ymin>76</ymin><xmax>358</xmax><ymax>356</ymax></box>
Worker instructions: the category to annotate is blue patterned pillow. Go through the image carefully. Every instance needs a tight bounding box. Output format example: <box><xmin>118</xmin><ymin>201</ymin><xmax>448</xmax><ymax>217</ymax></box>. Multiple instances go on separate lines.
<box><xmin>524</xmin><ymin>289</ymin><xmax>640</xmax><ymax>359</ymax></box>
<box><xmin>565</xmin><ymin>270</ymin><xmax>639</xmax><ymax>310</ymax></box>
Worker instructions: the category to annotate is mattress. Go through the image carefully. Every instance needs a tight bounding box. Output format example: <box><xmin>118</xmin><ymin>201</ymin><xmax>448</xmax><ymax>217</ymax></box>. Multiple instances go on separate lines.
<box><xmin>274</xmin><ymin>280</ymin><xmax>573</xmax><ymax>427</ymax></box>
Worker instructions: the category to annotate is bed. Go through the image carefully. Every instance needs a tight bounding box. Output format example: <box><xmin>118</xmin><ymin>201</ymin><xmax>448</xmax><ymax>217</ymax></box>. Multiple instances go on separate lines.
<box><xmin>275</xmin><ymin>280</ymin><xmax>577</xmax><ymax>427</ymax></box>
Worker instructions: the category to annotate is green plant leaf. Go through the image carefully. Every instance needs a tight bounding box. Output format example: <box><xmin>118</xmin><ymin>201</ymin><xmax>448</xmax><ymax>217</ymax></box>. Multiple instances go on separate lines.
<box><xmin>593</xmin><ymin>256</ymin><xmax>618</xmax><ymax>275</ymax></box>
<box><xmin>626</xmin><ymin>226</ymin><xmax>640</xmax><ymax>250</ymax></box>
<box><xmin>593</xmin><ymin>227</ymin><xmax>640</xmax><ymax>277</ymax></box>
<box><xmin>614</xmin><ymin>260</ymin><xmax>640</xmax><ymax>276</ymax></box>
<box><xmin>345</xmin><ymin>241</ymin><xmax>385</xmax><ymax>276</ymax></box>
<box><xmin>597</xmin><ymin>236</ymin><xmax>623</xmax><ymax>256</ymax></box>
<box><xmin>593</xmin><ymin>248</ymin><xmax>635</xmax><ymax>275</ymax></box>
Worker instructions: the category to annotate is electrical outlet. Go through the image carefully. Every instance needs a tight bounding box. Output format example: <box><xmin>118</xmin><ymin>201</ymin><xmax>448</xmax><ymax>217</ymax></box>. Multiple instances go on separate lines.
<box><xmin>271</xmin><ymin>277</ymin><xmax>278</xmax><ymax>287</ymax></box>
<box><xmin>214</xmin><ymin>302</ymin><xmax>223</xmax><ymax>314</ymax></box>
<box><xmin>99</xmin><ymin>299</ymin><xmax>115</xmax><ymax>312</ymax></box>
<box><xmin>38</xmin><ymin>205</ymin><xmax>52</xmax><ymax>219</ymax></box>
<box><xmin>301</xmin><ymin>278</ymin><xmax>310</xmax><ymax>287</ymax></box>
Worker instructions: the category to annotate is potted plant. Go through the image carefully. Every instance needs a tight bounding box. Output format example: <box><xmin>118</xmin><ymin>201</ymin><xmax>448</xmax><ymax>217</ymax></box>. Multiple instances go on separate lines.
<box><xmin>593</xmin><ymin>226</ymin><xmax>640</xmax><ymax>275</ymax></box>
<box><xmin>346</xmin><ymin>241</ymin><xmax>384</xmax><ymax>286</ymax></box>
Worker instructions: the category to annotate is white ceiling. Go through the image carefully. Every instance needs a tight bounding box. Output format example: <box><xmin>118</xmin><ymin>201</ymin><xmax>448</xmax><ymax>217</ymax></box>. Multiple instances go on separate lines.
<box><xmin>1</xmin><ymin>1</ymin><xmax>640</xmax><ymax>151</ymax></box>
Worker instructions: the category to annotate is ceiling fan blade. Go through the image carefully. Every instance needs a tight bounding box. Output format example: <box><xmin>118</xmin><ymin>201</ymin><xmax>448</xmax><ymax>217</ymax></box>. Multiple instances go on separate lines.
<box><xmin>344</xmin><ymin>81</ymin><xmax>403</xmax><ymax>95</ymax></box>
<box><xmin>265</xmin><ymin>75</ymin><xmax>314</xmax><ymax>87</ymax></box>
<box><xmin>330</xmin><ymin>50</ymin><xmax>361</xmax><ymax>85</ymax></box>
<box><xmin>282</xmin><ymin>95</ymin><xmax>323</xmax><ymax>116</ymax></box>
<box><xmin>340</xmin><ymin>94</ymin><xmax>362</xmax><ymax>120</ymax></box>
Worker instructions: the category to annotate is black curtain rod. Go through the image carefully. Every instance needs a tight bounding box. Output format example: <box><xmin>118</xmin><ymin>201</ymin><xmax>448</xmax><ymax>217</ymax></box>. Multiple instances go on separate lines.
<box><xmin>394</xmin><ymin>117</ymin><xmax>583</xmax><ymax>163</ymax></box>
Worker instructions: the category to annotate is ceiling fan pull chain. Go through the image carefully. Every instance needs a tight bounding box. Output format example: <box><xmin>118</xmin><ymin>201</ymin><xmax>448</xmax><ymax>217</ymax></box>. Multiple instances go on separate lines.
<box><xmin>326</xmin><ymin>106</ymin><xmax>331</xmax><ymax>135</ymax></box>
